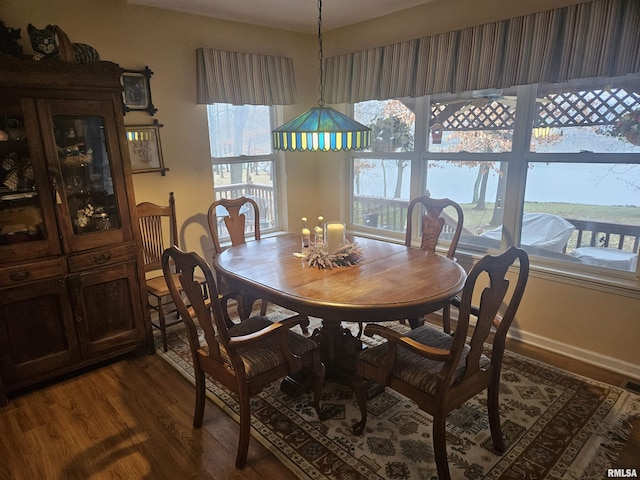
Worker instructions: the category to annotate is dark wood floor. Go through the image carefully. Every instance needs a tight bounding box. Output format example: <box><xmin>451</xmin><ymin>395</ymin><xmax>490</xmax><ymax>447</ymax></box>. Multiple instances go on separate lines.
<box><xmin>1</xmin><ymin>332</ymin><xmax>638</xmax><ymax>479</ymax></box>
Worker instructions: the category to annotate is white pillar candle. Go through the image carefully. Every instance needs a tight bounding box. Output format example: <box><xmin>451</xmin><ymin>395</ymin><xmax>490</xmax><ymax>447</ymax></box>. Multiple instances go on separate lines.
<box><xmin>325</xmin><ymin>222</ymin><xmax>345</xmax><ymax>253</ymax></box>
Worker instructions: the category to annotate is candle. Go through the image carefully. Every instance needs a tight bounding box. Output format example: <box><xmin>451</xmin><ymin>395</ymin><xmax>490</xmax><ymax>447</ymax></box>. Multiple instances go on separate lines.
<box><xmin>301</xmin><ymin>217</ymin><xmax>310</xmax><ymax>251</ymax></box>
<box><xmin>325</xmin><ymin>222</ymin><xmax>345</xmax><ymax>253</ymax></box>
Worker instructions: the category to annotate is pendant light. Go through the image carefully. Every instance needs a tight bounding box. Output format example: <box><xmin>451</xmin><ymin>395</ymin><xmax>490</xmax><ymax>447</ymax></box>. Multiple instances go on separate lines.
<box><xmin>272</xmin><ymin>0</ymin><xmax>371</xmax><ymax>152</ymax></box>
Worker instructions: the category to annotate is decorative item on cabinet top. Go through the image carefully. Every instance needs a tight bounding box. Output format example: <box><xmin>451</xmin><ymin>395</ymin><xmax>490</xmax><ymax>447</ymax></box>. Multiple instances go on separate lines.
<box><xmin>125</xmin><ymin>120</ymin><xmax>168</xmax><ymax>175</ymax></box>
<box><xmin>121</xmin><ymin>66</ymin><xmax>157</xmax><ymax>116</ymax></box>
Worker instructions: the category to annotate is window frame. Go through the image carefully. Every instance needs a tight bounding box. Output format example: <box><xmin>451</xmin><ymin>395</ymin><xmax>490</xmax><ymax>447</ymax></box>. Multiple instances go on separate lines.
<box><xmin>347</xmin><ymin>78</ymin><xmax>640</xmax><ymax>287</ymax></box>
<box><xmin>209</xmin><ymin>104</ymin><xmax>286</xmax><ymax>240</ymax></box>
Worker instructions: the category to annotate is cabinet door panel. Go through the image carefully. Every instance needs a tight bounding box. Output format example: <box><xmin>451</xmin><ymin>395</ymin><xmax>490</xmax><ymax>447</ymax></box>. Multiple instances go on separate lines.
<box><xmin>37</xmin><ymin>99</ymin><xmax>133</xmax><ymax>253</ymax></box>
<box><xmin>70</xmin><ymin>261</ymin><xmax>145</xmax><ymax>358</ymax></box>
<box><xmin>0</xmin><ymin>97</ymin><xmax>61</xmax><ymax>263</ymax></box>
<box><xmin>0</xmin><ymin>278</ymin><xmax>80</xmax><ymax>385</ymax></box>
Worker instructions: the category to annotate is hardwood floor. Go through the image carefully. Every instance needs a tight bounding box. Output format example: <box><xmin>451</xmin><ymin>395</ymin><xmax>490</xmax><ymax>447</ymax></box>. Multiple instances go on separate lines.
<box><xmin>1</xmin><ymin>334</ymin><xmax>638</xmax><ymax>479</ymax></box>
<box><xmin>0</xmin><ymin>353</ymin><xmax>296</xmax><ymax>480</ymax></box>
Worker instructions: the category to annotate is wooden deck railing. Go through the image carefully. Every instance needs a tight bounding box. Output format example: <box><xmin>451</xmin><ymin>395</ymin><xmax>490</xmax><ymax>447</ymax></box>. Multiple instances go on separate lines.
<box><xmin>565</xmin><ymin>218</ymin><xmax>640</xmax><ymax>253</ymax></box>
<box><xmin>214</xmin><ymin>184</ymin><xmax>275</xmax><ymax>238</ymax></box>
<box><xmin>213</xmin><ymin>188</ymin><xmax>639</xmax><ymax>258</ymax></box>
<box><xmin>352</xmin><ymin>196</ymin><xmax>408</xmax><ymax>231</ymax></box>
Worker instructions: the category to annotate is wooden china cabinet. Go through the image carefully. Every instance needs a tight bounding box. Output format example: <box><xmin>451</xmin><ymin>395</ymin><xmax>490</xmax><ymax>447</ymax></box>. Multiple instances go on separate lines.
<box><xmin>0</xmin><ymin>56</ymin><xmax>152</xmax><ymax>406</ymax></box>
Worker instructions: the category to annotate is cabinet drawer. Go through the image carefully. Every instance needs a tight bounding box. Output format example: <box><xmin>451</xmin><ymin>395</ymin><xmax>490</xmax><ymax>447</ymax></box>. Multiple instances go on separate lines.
<box><xmin>68</xmin><ymin>243</ymin><xmax>138</xmax><ymax>272</ymax></box>
<box><xmin>0</xmin><ymin>258</ymin><xmax>67</xmax><ymax>287</ymax></box>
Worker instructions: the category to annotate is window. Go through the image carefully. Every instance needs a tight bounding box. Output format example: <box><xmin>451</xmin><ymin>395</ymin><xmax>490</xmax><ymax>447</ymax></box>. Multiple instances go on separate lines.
<box><xmin>351</xmin><ymin>74</ymin><xmax>640</xmax><ymax>278</ymax></box>
<box><xmin>207</xmin><ymin>104</ymin><xmax>280</xmax><ymax>241</ymax></box>
<box><xmin>352</xmin><ymin>99</ymin><xmax>417</xmax><ymax>236</ymax></box>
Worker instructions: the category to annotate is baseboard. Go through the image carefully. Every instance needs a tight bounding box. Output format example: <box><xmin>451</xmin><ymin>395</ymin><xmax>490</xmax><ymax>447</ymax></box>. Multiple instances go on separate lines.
<box><xmin>507</xmin><ymin>326</ymin><xmax>640</xmax><ymax>382</ymax></box>
<box><xmin>426</xmin><ymin>313</ymin><xmax>640</xmax><ymax>383</ymax></box>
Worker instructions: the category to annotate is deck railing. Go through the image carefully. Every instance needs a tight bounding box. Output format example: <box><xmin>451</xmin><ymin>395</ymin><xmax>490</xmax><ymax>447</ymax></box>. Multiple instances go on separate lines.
<box><xmin>565</xmin><ymin>218</ymin><xmax>640</xmax><ymax>253</ymax></box>
<box><xmin>214</xmin><ymin>183</ymin><xmax>275</xmax><ymax>238</ymax></box>
<box><xmin>352</xmin><ymin>196</ymin><xmax>409</xmax><ymax>231</ymax></box>
<box><xmin>213</xmin><ymin>188</ymin><xmax>639</xmax><ymax>261</ymax></box>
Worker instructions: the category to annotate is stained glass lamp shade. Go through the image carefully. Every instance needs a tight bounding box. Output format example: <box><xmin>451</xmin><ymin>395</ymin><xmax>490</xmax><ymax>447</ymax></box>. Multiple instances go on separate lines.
<box><xmin>272</xmin><ymin>106</ymin><xmax>371</xmax><ymax>151</ymax></box>
<box><xmin>272</xmin><ymin>0</ymin><xmax>371</xmax><ymax>152</ymax></box>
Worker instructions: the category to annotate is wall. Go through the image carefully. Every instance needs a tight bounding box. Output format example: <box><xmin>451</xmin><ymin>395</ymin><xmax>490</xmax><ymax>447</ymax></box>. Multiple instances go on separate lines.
<box><xmin>3</xmin><ymin>0</ymin><xmax>638</xmax><ymax>376</ymax></box>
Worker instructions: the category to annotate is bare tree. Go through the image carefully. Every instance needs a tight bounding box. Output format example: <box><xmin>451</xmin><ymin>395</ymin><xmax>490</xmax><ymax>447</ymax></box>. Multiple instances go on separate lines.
<box><xmin>369</xmin><ymin>101</ymin><xmax>415</xmax><ymax>199</ymax></box>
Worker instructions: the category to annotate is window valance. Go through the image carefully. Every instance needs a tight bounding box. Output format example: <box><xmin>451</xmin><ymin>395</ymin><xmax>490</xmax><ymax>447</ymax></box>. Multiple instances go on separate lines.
<box><xmin>196</xmin><ymin>48</ymin><xmax>297</xmax><ymax>105</ymax></box>
<box><xmin>324</xmin><ymin>0</ymin><xmax>640</xmax><ymax>103</ymax></box>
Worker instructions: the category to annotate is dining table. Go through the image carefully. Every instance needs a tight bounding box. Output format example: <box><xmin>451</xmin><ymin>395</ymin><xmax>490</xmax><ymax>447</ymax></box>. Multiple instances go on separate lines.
<box><xmin>213</xmin><ymin>234</ymin><xmax>467</xmax><ymax>390</ymax></box>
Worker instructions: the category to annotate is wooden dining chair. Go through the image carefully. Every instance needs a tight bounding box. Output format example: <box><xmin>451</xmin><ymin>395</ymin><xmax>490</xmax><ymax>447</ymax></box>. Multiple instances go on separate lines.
<box><xmin>162</xmin><ymin>246</ymin><xmax>326</xmax><ymax>469</ymax></box>
<box><xmin>136</xmin><ymin>192</ymin><xmax>182</xmax><ymax>352</ymax></box>
<box><xmin>404</xmin><ymin>196</ymin><xmax>464</xmax><ymax>332</ymax></box>
<box><xmin>207</xmin><ymin>196</ymin><xmax>268</xmax><ymax>320</ymax></box>
<box><xmin>352</xmin><ymin>247</ymin><xmax>529</xmax><ymax>480</ymax></box>
<box><xmin>357</xmin><ymin>196</ymin><xmax>464</xmax><ymax>337</ymax></box>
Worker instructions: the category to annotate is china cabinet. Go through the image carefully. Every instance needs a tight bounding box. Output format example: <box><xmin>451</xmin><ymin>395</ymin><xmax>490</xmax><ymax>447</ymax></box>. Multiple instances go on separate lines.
<box><xmin>0</xmin><ymin>56</ymin><xmax>152</xmax><ymax>406</ymax></box>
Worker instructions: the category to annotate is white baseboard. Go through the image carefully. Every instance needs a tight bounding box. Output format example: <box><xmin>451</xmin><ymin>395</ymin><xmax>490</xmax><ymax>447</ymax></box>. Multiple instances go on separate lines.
<box><xmin>507</xmin><ymin>326</ymin><xmax>640</xmax><ymax>382</ymax></box>
<box><xmin>427</xmin><ymin>314</ymin><xmax>640</xmax><ymax>382</ymax></box>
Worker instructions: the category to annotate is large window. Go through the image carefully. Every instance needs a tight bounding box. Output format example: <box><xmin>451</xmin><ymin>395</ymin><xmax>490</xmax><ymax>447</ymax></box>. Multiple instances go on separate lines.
<box><xmin>351</xmin><ymin>74</ymin><xmax>640</xmax><ymax>277</ymax></box>
<box><xmin>207</xmin><ymin>104</ymin><xmax>280</xmax><ymax>241</ymax></box>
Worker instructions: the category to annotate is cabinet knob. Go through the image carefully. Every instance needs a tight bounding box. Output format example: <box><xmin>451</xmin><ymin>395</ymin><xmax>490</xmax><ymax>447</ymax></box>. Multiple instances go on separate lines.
<box><xmin>9</xmin><ymin>271</ymin><xmax>30</xmax><ymax>282</ymax></box>
<box><xmin>94</xmin><ymin>253</ymin><xmax>112</xmax><ymax>264</ymax></box>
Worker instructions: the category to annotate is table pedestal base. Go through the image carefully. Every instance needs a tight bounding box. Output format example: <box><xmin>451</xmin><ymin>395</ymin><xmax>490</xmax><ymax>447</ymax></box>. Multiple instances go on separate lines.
<box><xmin>312</xmin><ymin>322</ymin><xmax>362</xmax><ymax>384</ymax></box>
<box><xmin>280</xmin><ymin>321</ymin><xmax>383</xmax><ymax>400</ymax></box>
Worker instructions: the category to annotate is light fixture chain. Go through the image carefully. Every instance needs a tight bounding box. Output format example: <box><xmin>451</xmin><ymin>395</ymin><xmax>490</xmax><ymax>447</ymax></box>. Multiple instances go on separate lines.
<box><xmin>317</xmin><ymin>0</ymin><xmax>325</xmax><ymax>106</ymax></box>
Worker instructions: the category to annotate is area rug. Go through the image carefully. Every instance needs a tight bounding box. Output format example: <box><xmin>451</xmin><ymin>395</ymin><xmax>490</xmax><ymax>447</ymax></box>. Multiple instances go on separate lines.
<box><xmin>154</xmin><ymin>305</ymin><xmax>639</xmax><ymax>479</ymax></box>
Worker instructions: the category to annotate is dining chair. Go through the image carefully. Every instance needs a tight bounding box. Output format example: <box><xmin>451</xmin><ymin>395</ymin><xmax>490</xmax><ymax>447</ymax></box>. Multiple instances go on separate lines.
<box><xmin>207</xmin><ymin>196</ymin><xmax>268</xmax><ymax>321</ymax></box>
<box><xmin>136</xmin><ymin>192</ymin><xmax>184</xmax><ymax>352</ymax></box>
<box><xmin>162</xmin><ymin>246</ymin><xmax>326</xmax><ymax>469</ymax></box>
<box><xmin>352</xmin><ymin>246</ymin><xmax>529</xmax><ymax>480</ymax></box>
<box><xmin>356</xmin><ymin>196</ymin><xmax>464</xmax><ymax>337</ymax></box>
<box><xmin>405</xmin><ymin>196</ymin><xmax>464</xmax><ymax>332</ymax></box>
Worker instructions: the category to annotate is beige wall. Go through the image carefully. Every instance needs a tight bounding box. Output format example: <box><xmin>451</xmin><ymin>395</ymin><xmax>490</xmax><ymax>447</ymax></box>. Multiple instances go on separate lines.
<box><xmin>3</xmin><ymin>0</ymin><xmax>638</xmax><ymax>375</ymax></box>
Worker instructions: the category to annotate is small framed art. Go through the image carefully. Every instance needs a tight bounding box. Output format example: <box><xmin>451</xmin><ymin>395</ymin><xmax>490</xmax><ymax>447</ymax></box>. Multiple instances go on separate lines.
<box><xmin>121</xmin><ymin>66</ymin><xmax>157</xmax><ymax>115</ymax></box>
<box><xmin>125</xmin><ymin>121</ymin><xmax>168</xmax><ymax>175</ymax></box>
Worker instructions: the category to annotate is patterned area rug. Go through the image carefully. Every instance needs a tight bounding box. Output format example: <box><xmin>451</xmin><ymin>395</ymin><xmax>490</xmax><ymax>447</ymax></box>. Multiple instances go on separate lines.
<box><xmin>155</xmin><ymin>305</ymin><xmax>639</xmax><ymax>479</ymax></box>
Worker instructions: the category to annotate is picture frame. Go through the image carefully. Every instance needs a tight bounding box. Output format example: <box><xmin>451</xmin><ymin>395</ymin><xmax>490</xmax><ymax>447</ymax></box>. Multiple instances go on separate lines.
<box><xmin>121</xmin><ymin>67</ymin><xmax>157</xmax><ymax>115</ymax></box>
<box><xmin>125</xmin><ymin>121</ymin><xmax>168</xmax><ymax>175</ymax></box>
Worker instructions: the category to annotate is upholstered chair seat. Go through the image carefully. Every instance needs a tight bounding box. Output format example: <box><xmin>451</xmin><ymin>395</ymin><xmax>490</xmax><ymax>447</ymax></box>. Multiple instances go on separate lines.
<box><xmin>215</xmin><ymin>316</ymin><xmax>321</xmax><ymax>379</ymax></box>
<box><xmin>360</xmin><ymin>323</ymin><xmax>490</xmax><ymax>395</ymax></box>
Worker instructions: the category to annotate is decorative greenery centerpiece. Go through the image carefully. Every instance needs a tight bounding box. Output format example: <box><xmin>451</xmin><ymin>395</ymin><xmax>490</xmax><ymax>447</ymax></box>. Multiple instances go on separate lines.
<box><xmin>608</xmin><ymin>109</ymin><xmax>640</xmax><ymax>145</ymax></box>
<box><xmin>305</xmin><ymin>241</ymin><xmax>363</xmax><ymax>269</ymax></box>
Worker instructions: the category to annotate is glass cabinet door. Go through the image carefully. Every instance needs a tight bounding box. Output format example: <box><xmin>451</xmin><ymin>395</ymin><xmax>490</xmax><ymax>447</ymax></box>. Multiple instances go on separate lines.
<box><xmin>54</xmin><ymin>115</ymin><xmax>122</xmax><ymax>235</ymax></box>
<box><xmin>0</xmin><ymin>98</ymin><xmax>61</xmax><ymax>262</ymax></box>
<box><xmin>42</xmin><ymin>99</ymin><xmax>133</xmax><ymax>252</ymax></box>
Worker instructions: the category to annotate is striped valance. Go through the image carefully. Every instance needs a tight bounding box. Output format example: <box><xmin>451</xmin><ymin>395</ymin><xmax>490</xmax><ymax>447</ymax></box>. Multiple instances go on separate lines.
<box><xmin>324</xmin><ymin>0</ymin><xmax>640</xmax><ymax>103</ymax></box>
<box><xmin>196</xmin><ymin>48</ymin><xmax>297</xmax><ymax>105</ymax></box>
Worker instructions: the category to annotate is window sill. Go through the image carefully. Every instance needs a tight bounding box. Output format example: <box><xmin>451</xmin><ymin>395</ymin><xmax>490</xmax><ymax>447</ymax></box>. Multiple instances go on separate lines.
<box><xmin>455</xmin><ymin>247</ymin><xmax>640</xmax><ymax>298</ymax></box>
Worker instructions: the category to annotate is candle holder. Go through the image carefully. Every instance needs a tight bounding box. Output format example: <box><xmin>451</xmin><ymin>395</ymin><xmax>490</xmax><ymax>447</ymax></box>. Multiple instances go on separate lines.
<box><xmin>324</xmin><ymin>221</ymin><xmax>345</xmax><ymax>253</ymax></box>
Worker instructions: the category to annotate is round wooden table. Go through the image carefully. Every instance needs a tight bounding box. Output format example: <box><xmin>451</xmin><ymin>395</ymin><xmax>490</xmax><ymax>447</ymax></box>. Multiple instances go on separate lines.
<box><xmin>214</xmin><ymin>234</ymin><xmax>467</xmax><ymax>385</ymax></box>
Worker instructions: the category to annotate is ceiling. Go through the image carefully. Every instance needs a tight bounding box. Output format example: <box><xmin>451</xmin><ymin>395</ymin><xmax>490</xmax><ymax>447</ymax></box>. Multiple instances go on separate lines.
<box><xmin>127</xmin><ymin>0</ymin><xmax>437</xmax><ymax>34</ymax></box>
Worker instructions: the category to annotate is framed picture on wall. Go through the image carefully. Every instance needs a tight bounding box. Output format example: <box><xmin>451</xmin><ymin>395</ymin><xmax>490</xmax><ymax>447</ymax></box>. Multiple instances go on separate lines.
<box><xmin>125</xmin><ymin>121</ymin><xmax>168</xmax><ymax>175</ymax></box>
<box><xmin>121</xmin><ymin>66</ymin><xmax>157</xmax><ymax>115</ymax></box>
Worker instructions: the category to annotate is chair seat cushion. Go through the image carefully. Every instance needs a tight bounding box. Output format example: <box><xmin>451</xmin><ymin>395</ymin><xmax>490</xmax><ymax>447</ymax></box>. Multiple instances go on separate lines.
<box><xmin>146</xmin><ymin>272</ymin><xmax>205</xmax><ymax>297</ymax></box>
<box><xmin>220</xmin><ymin>316</ymin><xmax>318</xmax><ymax>379</ymax></box>
<box><xmin>360</xmin><ymin>323</ymin><xmax>490</xmax><ymax>394</ymax></box>
<box><xmin>146</xmin><ymin>273</ymin><xmax>175</xmax><ymax>296</ymax></box>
